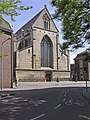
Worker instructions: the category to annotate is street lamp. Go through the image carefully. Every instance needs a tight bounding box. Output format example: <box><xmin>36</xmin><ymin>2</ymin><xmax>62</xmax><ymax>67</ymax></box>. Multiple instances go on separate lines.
<box><xmin>1</xmin><ymin>37</ymin><xmax>11</xmax><ymax>90</ymax></box>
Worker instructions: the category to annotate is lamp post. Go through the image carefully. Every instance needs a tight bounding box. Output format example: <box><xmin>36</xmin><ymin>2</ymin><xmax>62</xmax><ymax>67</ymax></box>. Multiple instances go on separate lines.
<box><xmin>1</xmin><ymin>37</ymin><xmax>11</xmax><ymax>90</ymax></box>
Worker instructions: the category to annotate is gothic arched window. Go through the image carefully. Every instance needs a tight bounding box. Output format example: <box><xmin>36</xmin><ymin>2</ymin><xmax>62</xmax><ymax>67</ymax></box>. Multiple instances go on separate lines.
<box><xmin>18</xmin><ymin>33</ymin><xmax>31</xmax><ymax>51</ymax></box>
<box><xmin>18</xmin><ymin>39</ymin><xmax>31</xmax><ymax>50</ymax></box>
<box><xmin>43</xmin><ymin>13</ymin><xmax>50</xmax><ymax>30</ymax></box>
<box><xmin>41</xmin><ymin>35</ymin><xmax>53</xmax><ymax>68</ymax></box>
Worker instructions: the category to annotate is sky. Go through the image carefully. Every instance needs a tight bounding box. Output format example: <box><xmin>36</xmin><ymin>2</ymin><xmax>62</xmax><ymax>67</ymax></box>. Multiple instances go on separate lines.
<box><xmin>4</xmin><ymin>0</ymin><xmax>88</xmax><ymax>64</ymax></box>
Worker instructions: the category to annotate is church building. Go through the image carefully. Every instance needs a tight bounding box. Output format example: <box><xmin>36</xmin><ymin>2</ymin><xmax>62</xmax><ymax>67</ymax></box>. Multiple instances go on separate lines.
<box><xmin>14</xmin><ymin>5</ymin><xmax>70</xmax><ymax>82</ymax></box>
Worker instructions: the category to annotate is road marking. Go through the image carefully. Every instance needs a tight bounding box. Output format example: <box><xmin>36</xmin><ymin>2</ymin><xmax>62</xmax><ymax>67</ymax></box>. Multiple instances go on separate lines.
<box><xmin>30</xmin><ymin>114</ymin><xmax>46</xmax><ymax>120</ymax></box>
<box><xmin>10</xmin><ymin>97</ymin><xmax>22</xmax><ymax>100</ymax></box>
<box><xmin>8</xmin><ymin>118</ymin><xmax>15</xmax><ymax>120</ymax></box>
<box><xmin>65</xmin><ymin>99</ymin><xmax>84</xmax><ymax>107</ymax></box>
<box><xmin>79</xmin><ymin>115</ymin><xmax>90</xmax><ymax>120</ymax></box>
<box><xmin>64</xmin><ymin>94</ymin><xmax>67</xmax><ymax>97</ymax></box>
<box><xmin>63</xmin><ymin>98</ymin><xmax>66</xmax><ymax>102</ymax></box>
<box><xmin>0</xmin><ymin>96</ymin><xmax>13</xmax><ymax>100</ymax></box>
<box><xmin>54</xmin><ymin>104</ymin><xmax>61</xmax><ymax>109</ymax></box>
<box><xmin>39</xmin><ymin>100</ymin><xmax>46</xmax><ymax>103</ymax></box>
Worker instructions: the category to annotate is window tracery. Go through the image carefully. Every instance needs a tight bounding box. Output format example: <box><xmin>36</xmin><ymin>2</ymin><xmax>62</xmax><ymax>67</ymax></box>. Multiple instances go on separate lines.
<box><xmin>41</xmin><ymin>35</ymin><xmax>53</xmax><ymax>68</ymax></box>
<box><xmin>43</xmin><ymin>13</ymin><xmax>50</xmax><ymax>30</ymax></box>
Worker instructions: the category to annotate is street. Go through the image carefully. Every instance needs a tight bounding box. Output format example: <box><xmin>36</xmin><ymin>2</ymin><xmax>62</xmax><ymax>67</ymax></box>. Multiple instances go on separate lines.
<box><xmin>0</xmin><ymin>85</ymin><xmax>90</xmax><ymax>120</ymax></box>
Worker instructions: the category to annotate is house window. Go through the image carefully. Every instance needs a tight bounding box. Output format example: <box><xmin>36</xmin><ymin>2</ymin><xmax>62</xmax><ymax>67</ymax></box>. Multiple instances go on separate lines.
<box><xmin>79</xmin><ymin>60</ymin><xmax>83</xmax><ymax>68</ymax></box>
<box><xmin>28</xmin><ymin>49</ymin><xmax>30</xmax><ymax>53</ymax></box>
<box><xmin>80</xmin><ymin>69</ymin><xmax>83</xmax><ymax>74</ymax></box>
<box><xmin>25</xmin><ymin>40</ymin><xmax>28</xmax><ymax>47</ymax></box>
<box><xmin>41</xmin><ymin>35</ymin><xmax>53</xmax><ymax>68</ymax></box>
<box><xmin>18</xmin><ymin>33</ymin><xmax>31</xmax><ymax>51</ymax></box>
<box><xmin>44</xmin><ymin>20</ymin><xmax>48</xmax><ymax>29</ymax></box>
<box><xmin>18</xmin><ymin>41</ymin><xmax>24</xmax><ymax>50</ymax></box>
<box><xmin>18</xmin><ymin>39</ymin><xmax>31</xmax><ymax>50</ymax></box>
<box><xmin>43</xmin><ymin>13</ymin><xmax>50</xmax><ymax>30</ymax></box>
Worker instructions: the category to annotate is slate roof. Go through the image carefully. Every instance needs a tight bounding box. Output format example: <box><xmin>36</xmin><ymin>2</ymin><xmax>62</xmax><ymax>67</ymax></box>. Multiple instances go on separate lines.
<box><xmin>16</xmin><ymin>6</ymin><xmax>59</xmax><ymax>36</ymax></box>
<box><xmin>74</xmin><ymin>48</ymin><xmax>90</xmax><ymax>60</ymax></box>
<box><xmin>0</xmin><ymin>18</ymin><xmax>12</xmax><ymax>33</ymax></box>
<box><xmin>16</xmin><ymin>8</ymin><xmax>44</xmax><ymax>36</ymax></box>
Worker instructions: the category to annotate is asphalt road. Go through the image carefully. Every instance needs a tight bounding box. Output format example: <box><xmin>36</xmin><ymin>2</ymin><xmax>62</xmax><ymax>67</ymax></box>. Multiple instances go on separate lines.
<box><xmin>0</xmin><ymin>87</ymin><xmax>90</xmax><ymax>120</ymax></box>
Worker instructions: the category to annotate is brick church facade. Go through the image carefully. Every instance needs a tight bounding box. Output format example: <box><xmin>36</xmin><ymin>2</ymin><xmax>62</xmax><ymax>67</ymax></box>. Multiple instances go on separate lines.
<box><xmin>14</xmin><ymin>5</ymin><xmax>70</xmax><ymax>82</ymax></box>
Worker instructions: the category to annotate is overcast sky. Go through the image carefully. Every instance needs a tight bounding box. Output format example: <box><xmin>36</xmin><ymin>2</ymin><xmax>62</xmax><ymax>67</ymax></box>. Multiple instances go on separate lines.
<box><xmin>4</xmin><ymin>0</ymin><xmax>88</xmax><ymax>64</ymax></box>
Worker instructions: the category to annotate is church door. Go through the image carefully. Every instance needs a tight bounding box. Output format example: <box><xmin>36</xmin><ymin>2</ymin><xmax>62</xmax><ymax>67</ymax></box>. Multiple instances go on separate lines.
<box><xmin>45</xmin><ymin>71</ymin><xmax>52</xmax><ymax>81</ymax></box>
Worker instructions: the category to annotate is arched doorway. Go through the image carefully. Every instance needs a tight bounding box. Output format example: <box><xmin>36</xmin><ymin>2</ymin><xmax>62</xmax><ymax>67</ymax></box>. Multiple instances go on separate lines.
<box><xmin>45</xmin><ymin>71</ymin><xmax>52</xmax><ymax>81</ymax></box>
<box><xmin>41</xmin><ymin>35</ymin><xmax>53</xmax><ymax>68</ymax></box>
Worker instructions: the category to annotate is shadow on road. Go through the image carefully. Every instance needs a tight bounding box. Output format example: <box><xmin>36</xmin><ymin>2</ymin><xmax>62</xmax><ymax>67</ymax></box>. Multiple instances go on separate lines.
<box><xmin>0</xmin><ymin>87</ymin><xmax>90</xmax><ymax>120</ymax></box>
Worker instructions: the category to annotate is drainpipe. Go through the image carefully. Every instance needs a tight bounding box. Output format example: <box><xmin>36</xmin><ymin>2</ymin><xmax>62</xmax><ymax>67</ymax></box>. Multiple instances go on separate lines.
<box><xmin>31</xmin><ymin>26</ymin><xmax>34</xmax><ymax>69</ymax></box>
<box><xmin>56</xmin><ymin>33</ymin><xmax>59</xmax><ymax>70</ymax></box>
<box><xmin>11</xmin><ymin>33</ymin><xmax>13</xmax><ymax>88</ymax></box>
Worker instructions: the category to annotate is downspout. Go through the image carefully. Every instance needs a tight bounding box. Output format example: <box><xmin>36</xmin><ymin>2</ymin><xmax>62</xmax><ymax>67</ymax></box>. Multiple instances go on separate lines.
<box><xmin>56</xmin><ymin>34</ymin><xmax>59</xmax><ymax>70</ymax></box>
<box><xmin>67</xmin><ymin>50</ymin><xmax>70</xmax><ymax>71</ymax></box>
<box><xmin>11</xmin><ymin>33</ymin><xmax>13</xmax><ymax>88</ymax></box>
<box><xmin>31</xmin><ymin>26</ymin><xmax>34</xmax><ymax>69</ymax></box>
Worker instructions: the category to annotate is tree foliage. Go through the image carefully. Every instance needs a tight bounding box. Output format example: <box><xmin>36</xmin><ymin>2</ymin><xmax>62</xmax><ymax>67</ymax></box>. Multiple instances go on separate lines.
<box><xmin>0</xmin><ymin>0</ymin><xmax>32</xmax><ymax>25</ymax></box>
<box><xmin>0</xmin><ymin>0</ymin><xmax>32</xmax><ymax>58</ymax></box>
<box><xmin>51</xmin><ymin>0</ymin><xmax>90</xmax><ymax>51</ymax></box>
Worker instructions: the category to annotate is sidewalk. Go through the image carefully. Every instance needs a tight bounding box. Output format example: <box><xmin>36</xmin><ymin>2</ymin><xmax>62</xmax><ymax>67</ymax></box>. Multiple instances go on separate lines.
<box><xmin>1</xmin><ymin>81</ymin><xmax>90</xmax><ymax>91</ymax></box>
<box><xmin>0</xmin><ymin>81</ymin><xmax>90</xmax><ymax>102</ymax></box>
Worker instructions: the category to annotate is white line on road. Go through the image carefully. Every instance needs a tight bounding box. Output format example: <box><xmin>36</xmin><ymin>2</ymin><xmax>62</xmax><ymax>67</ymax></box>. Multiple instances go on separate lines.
<box><xmin>0</xmin><ymin>96</ymin><xmax>13</xmax><ymax>100</ymax></box>
<box><xmin>63</xmin><ymin>98</ymin><xmax>66</xmax><ymax>102</ymax></box>
<box><xmin>54</xmin><ymin>104</ymin><xmax>62</xmax><ymax>109</ymax></box>
<box><xmin>64</xmin><ymin>94</ymin><xmax>67</xmax><ymax>97</ymax></box>
<box><xmin>30</xmin><ymin>114</ymin><xmax>46</xmax><ymax>120</ymax></box>
<box><xmin>79</xmin><ymin>115</ymin><xmax>90</xmax><ymax>120</ymax></box>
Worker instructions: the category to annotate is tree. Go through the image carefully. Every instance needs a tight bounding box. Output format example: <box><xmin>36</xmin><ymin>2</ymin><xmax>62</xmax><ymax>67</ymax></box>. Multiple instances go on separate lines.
<box><xmin>51</xmin><ymin>0</ymin><xmax>90</xmax><ymax>51</ymax></box>
<box><xmin>0</xmin><ymin>0</ymin><xmax>32</xmax><ymax>57</ymax></box>
<box><xmin>0</xmin><ymin>0</ymin><xmax>32</xmax><ymax>27</ymax></box>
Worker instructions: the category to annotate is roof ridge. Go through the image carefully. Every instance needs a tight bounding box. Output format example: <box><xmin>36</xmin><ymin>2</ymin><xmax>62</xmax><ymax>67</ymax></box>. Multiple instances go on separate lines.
<box><xmin>16</xmin><ymin>8</ymin><xmax>44</xmax><ymax>33</ymax></box>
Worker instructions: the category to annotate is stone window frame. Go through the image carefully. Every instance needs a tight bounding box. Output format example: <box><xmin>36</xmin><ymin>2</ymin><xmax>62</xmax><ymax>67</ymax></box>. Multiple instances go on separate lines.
<box><xmin>43</xmin><ymin>13</ymin><xmax>50</xmax><ymax>30</ymax></box>
<box><xmin>41</xmin><ymin>35</ymin><xmax>53</xmax><ymax>68</ymax></box>
<box><xmin>18</xmin><ymin>32</ymin><xmax>32</xmax><ymax>51</ymax></box>
<box><xmin>18</xmin><ymin>38</ymin><xmax>31</xmax><ymax>51</ymax></box>
<box><xmin>79</xmin><ymin>60</ymin><xmax>83</xmax><ymax>68</ymax></box>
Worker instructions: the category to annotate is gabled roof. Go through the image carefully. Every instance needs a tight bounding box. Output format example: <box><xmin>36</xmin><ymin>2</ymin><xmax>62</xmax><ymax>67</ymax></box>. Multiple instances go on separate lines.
<box><xmin>0</xmin><ymin>18</ymin><xmax>12</xmax><ymax>33</ymax></box>
<box><xmin>16</xmin><ymin>5</ymin><xmax>59</xmax><ymax>35</ymax></box>
<box><xmin>16</xmin><ymin>8</ymin><xmax>44</xmax><ymax>36</ymax></box>
<box><xmin>43</xmin><ymin>5</ymin><xmax>59</xmax><ymax>32</ymax></box>
<box><xmin>74</xmin><ymin>48</ymin><xmax>90</xmax><ymax>60</ymax></box>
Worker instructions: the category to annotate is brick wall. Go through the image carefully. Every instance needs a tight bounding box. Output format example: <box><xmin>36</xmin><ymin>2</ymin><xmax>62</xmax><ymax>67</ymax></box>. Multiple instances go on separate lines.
<box><xmin>0</xmin><ymin>34</ymin><xmax>12</xmax><ymax>88</ymax></box>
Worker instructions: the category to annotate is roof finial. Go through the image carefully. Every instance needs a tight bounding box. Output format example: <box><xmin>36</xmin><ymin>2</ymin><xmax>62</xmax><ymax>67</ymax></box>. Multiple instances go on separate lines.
<box><xmin>44</xmin><ymin>5</ymin><xmax>47</xmax><ymax>8</ymax></box>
